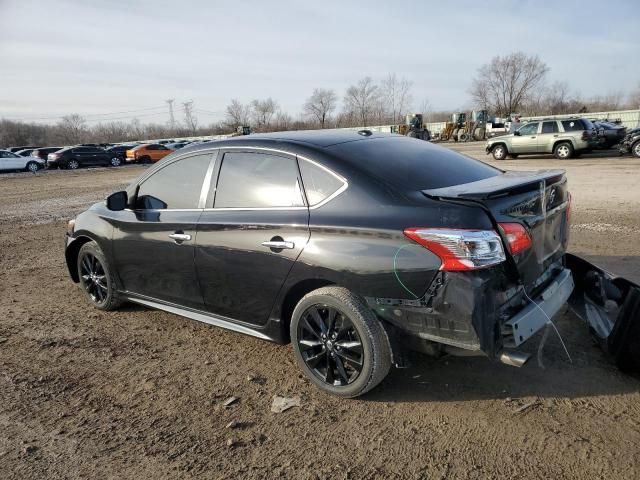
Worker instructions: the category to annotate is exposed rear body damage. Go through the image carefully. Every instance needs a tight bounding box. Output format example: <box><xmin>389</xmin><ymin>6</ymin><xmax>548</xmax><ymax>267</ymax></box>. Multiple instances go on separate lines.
<box><xmin>377</xmin><ymin>169</ymin><xmax>639</xmax><ymax>373</ymax></box>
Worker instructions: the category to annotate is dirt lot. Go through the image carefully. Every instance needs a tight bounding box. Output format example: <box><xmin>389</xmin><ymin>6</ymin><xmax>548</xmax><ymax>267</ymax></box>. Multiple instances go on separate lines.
<box><xmin>1</xmin><ymin>146</ymin><xmax>639</xmax><ymax>479</ymax></box>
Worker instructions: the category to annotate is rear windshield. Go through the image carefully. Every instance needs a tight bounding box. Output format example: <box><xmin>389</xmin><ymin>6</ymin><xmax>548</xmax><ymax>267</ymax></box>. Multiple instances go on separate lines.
<box><xmin>328</xmin><ymin>137</ymin><xmax>501</xmax><ymax>190</ymax></box>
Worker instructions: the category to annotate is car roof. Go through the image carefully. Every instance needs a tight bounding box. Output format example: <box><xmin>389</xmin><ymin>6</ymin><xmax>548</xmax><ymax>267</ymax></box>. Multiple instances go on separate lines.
<box><xmin>178</xmin><ymin>129</ymin><xmax>391</xmax><ymax>156</ymax></box>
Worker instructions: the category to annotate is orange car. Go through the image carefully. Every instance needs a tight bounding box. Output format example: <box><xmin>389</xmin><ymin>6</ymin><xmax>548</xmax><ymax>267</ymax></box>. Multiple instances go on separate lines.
<box><xmin>125</xmin><ymin>143</ymin><xmax>174</xmax><ymax>163</ymax></box>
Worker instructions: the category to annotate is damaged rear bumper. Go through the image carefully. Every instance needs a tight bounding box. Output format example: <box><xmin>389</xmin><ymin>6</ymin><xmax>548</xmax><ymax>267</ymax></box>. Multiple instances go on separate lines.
<box><xmin>372</xmin><ymin>254</ymin><xmax>640</xmax><ymax>373</ymax></box>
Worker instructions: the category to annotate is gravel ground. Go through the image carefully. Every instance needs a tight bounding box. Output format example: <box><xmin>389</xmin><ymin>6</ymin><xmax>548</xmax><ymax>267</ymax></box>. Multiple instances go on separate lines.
<box><xmin>1</xmin><ymin>147</ymin><xmax>639</xmax><ymax>479</ymax></box>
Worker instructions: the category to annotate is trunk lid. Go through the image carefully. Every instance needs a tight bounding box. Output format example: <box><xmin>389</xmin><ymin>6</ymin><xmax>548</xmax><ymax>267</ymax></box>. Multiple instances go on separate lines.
<box><xmin>423</xmin><ymin>169</ymin><xmax>570</xmax><ymax>293</ymax></box>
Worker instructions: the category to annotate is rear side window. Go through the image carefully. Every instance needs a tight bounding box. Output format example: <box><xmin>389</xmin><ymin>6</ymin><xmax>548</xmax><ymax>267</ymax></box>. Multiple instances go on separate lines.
<box><xmin>541</xmin><ymin>121</ymin><xmax>558</xmax><ymax>134</ymax></box>
<box><xmin>562</xmin><ymin>120</ymin><xmax>586</xmax><ymax>131</ymax></box>
<box><xmin>214</xmin><ymin>152</ymin><xmax>304</xmax><ymax>208</ymax></box>
<box><xmin>136</xmin><ymin>154</ymin><xmax>211</xmax><ymax>209</ymax></box>
<box><xmin>299</xmin><ymin>159</ymin><xmax>345</xmax><ymax>205</ymax></box>
<box><xmin>328</xmin><ymin>137</ymin><xmax>500</xmax><ymax>190</ymax></box>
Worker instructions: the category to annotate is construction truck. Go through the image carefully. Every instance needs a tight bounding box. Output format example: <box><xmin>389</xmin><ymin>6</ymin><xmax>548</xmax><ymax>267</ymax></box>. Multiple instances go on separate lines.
<box><xmin>398</xmin><ymin>113</ymin><xmax>431</xmax><ymax>140</ymax></box>
<box><xmin>440</xmin><ymin>110</ymin><xmax>489</xmax><ymax>142</ymax></box>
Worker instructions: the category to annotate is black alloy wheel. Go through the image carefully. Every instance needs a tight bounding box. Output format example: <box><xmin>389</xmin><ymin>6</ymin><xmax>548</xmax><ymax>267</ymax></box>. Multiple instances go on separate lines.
<box><xmin>79</xmin><ymin>252</ymin><xmax>108</xmax><ymax>305</ymax></box>
<box><xmin>291</xmin><ymin>286</ymin><xmax>391</xmax><ymax>397</ymax></box>
<box><xmin>297</xmin><ymin>304</ymin><xmax>364</xmax><ymax>386</ymax></box>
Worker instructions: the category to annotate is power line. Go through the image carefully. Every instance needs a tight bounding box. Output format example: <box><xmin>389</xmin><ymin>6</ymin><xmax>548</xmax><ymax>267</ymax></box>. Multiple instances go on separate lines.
<box><xmin>2</xmin><ymin>106</ymin><xmax>167</xmax><ymax>122</ymax></box>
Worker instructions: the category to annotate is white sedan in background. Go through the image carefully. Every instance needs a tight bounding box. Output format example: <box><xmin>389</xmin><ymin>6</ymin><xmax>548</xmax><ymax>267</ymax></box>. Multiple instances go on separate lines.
<box><xmin>0</xmin><ymin>149</ymin><xmax>45</xmax><ymax>173</ymax></box>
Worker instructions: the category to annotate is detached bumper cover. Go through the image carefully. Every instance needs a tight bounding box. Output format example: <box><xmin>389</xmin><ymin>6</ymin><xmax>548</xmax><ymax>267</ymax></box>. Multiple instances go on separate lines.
<box><xmin>566</xmin><ymin>253</ymin><xmax>640</xmax><ymax>371</ymax></box>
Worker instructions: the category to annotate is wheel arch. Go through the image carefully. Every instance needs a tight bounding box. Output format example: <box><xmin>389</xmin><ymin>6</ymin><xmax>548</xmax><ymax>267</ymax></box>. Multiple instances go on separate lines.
<box><xmin>489</xmin><ymin>141</ymin><xmax>508</xmax><ymax>152</ymax></box>
<box><xmin>277</xmin><ymin>278</ymin><xmax>335</xmax><ymax>342</ymax></box>
<box><xmin>553</xmin><ymin>139</ymin><xmax>574</xmax><ymax>152</ymax></box>
<box><xmin>65</xmin><ymin>235</ymin><xmax>94</xmax><ymax>282</ymax></box>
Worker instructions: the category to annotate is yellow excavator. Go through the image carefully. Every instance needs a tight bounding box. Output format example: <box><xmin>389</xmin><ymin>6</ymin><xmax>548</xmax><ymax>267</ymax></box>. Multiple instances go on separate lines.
<box><xmin>440</xmin><ymin>110</ymin><xmax>489</xmax><ymax>142</ymax></box>
<box><xmin>398</xmin><ymin>113</ymin><xmax>431</xmax><ymax>140</ymax></box>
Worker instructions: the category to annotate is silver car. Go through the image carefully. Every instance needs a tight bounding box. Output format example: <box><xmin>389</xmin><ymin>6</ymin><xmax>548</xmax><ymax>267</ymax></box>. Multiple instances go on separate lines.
<box><xmin>486</xmin><ymin>118</ymin><xmax>597</xmax><ymax>160</ymax></box>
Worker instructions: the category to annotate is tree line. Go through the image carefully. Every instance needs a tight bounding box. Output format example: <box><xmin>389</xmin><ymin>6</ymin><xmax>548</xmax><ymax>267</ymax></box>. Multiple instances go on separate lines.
<box><xmin>2</xmin><ymin>55</ymin><xmax>639</xmax><ymax>147</ymax></box>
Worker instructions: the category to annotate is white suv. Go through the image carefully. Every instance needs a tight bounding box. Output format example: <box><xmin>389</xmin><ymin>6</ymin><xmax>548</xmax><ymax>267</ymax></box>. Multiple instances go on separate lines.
<box><xmin>0</xmin><ymin>149</ymin><xmax>45</xmax><ymax>173</ymax></box>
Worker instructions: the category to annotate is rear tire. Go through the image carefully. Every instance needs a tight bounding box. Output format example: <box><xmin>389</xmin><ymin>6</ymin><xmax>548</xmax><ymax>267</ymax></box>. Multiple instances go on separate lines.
<box><xmin>77</xmin><ymin>241</ymin><xmax>122</xmax><ymax>311</ymax></box>
<box><xmin>110</xmin><ymin>157</ymin><xmax>122</xmax><ymax>167</ymax></box>
<box><xmin>290</xmin><ymin>286</ymin><xmax>391</xmax><ymax>398</ymax></box>
<box><xmin>554</xmin><ymin>142</ymin><xmax>574</xmax><ymax>160</ymax></box>
<box><xmin>492</xmin><ymin>144</ymin><xmax>507</xmax><ymax>160</ymax></box>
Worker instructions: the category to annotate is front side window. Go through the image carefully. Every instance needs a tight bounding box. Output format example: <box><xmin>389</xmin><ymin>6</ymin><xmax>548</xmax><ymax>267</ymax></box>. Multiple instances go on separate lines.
<box><xmin>136</xmin><ymin>154</ymin><xmax>211</xmax><ymax>210</ymax></box>
<box><xmin>299</xmin><ymin>159</ymin><xmax>345</xmax><ymax>205</ymax></box>
<box><xmin>214</xmin><ymin>152</ymin><xmax>304</xmax><ymax>208</ymax></box>
<box><xmin>541</xmin><ymin>121</ymin><xmax>559</xmax><ymax>134</ymax></box>
<box><xmin>517</xmin><ymin>122</ymin><xmax>539</xmax><ymax>135</ymax></box>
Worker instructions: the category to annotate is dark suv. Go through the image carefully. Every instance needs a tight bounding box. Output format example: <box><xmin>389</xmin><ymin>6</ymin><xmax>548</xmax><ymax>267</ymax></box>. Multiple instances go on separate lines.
<box><xmin>65</xmin><ymin>130</ymin><xmax>640</xmax><ymax>397</ymax></box>
<box><xmin>47</xmin><ymin>146</ymin><xmax>119</xmax><ymax>169</ymax></box>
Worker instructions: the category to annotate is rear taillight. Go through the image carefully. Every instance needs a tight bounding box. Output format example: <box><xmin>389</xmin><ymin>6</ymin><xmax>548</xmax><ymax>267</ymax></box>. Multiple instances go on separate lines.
<box><xmin>498</xmin><ymin>222</ymin><xmax>532</xmax><ymax>255</ymax></box>
<box><xmin>403</xmin><ymin>228</ymin><xmax>506</xmax><ymax>271</ymax></box>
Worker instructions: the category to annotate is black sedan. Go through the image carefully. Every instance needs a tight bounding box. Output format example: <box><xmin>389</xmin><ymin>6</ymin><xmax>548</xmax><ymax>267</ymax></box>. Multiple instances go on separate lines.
<box><xmin>105</xmin><ymin>144</ymin><xmax>136</xmax><ymax>164</ymax></box>
<box><xmin>593</xmin><ymin>120</ymin><xmax>626</xmax><ymax>149</ymax></box>
<box><xmin>64</xmin><ymin>130</ymin><xmax>640</xmax><ymax>397</ymax></box>
<box><xmin>47</xmin><ymin>146</ymin><xmax>120</xmax><ymax>169</ymax></box>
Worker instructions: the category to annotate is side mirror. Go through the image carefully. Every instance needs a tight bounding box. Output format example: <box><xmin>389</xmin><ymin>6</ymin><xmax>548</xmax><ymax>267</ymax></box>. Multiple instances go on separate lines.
<box><xmin>106</xmin><ymin>191</ymin><xmax>128</xmax><ymax>211</ymax></box>
<box><xmin>513</xmin><ymin>131</ymin><xmax>521</xmax><ymax>136</ymax></box>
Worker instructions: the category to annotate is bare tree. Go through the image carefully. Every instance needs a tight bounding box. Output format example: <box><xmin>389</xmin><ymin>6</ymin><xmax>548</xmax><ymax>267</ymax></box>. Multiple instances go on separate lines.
<box><xmin>225</xmin><ymin>99</ymin><xmax>252</xmax><ymax>127</ymax></box>
<box><xmin>274</xmin><ymin>111</ymin><xmax>293</xmax><ymax>131</ymax></box>
<box><xmin>382</xmin><ymin>74</ymin><xmax>413</xmax><ymax>123</ymax></box>
<box><xmin>56</xmin><ymin>114</ymin><xmax>87</xmax><ymax>144</ymax></box>
<box><xmin>469</xmin><ymin>52</ymin><xmax>549</xmax><ymax>116</ymax></box>
<box><xmin>344</xmin><ymin>77</ymin><xmax>380</xmax><ymax>127</ymax></box>
<box><xmin>182</xmin><ymin>101</ymin><xmax>198</xmax><ymax>134</ymax></box>
<box><xmin>543</xmin><ymin>81</ymin><xmax>572</xmax><ymax>114</ymax></box>
<box><xmin>251</xmin><ymin>97</ymin><xmax>279</xmax><ymax>130</ymax></box>
<box><xmin>303</xmin><ymin>88</ymin><xmax>337</xmax><ymax>128</ymax></box>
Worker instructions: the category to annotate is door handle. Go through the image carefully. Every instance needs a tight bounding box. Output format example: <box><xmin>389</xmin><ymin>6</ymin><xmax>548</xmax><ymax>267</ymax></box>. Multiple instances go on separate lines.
<box><xmin>169</xmin><ymin>233</ymin><xmax>192</xmax><ymax>242</ymax></box>
<box><xmin>261</xmin><ymin>240</ymin><xmax>295</xmax><ymax>249</ymax></box>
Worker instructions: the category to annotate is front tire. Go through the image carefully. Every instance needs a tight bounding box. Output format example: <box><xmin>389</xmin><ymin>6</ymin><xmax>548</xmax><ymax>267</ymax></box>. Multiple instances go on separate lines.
<box><xmin>492</xmin><ymin>144</ymin><xmax>507</xmax><ymax>160</ymax></box>
<box><xmin>290</xmin><ymin>286</ymin><xmax>391</xmax><ymax>398</ymax></box>
<box><xmin>77</xmin><ymin>241</ymin><xmax>122</xmax><ymax>311</ymax></box>
<box><xmin>554</xmin><ymin>142</ymin><xmax>574</xmax><ymax>160</ymax></box>
<box><xmin>67</xmin><ymin>159</ymin><xmax>80</xmax><ymax>170</ymax></box>
<box><xmin>25</xmin><ymin>161</ymin><xmax>40</xmax><ymax>173</ymax></box>
<box><xmin>632</xmin><ymin>140</ymin><xmax>640</xmax><ymax>158</ymax></box>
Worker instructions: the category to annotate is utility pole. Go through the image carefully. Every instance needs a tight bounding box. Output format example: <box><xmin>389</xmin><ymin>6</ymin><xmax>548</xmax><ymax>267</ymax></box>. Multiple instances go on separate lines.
<box><xmin>166</xmin><ymin>98</ymin><xmax>176</xmax><ymax>131</ymax></box>
<box><xmin>182</xmin><ymin>100</ymin><xmax>197</xmax><ymax>134</ymax></box>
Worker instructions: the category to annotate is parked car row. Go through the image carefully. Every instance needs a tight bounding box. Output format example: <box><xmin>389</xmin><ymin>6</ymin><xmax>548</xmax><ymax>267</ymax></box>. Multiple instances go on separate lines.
<box><xmin>0</xmin><ymin>138</ymin><xmax>213</xmax><ymax>173</ymax></box>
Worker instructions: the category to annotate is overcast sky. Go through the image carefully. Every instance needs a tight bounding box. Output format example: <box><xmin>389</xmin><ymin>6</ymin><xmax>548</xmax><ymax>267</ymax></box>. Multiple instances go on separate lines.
<box><xmin>1</xmin><ymin>0</ymin><xmax>638</xmax><ymax>124</ymax></box>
